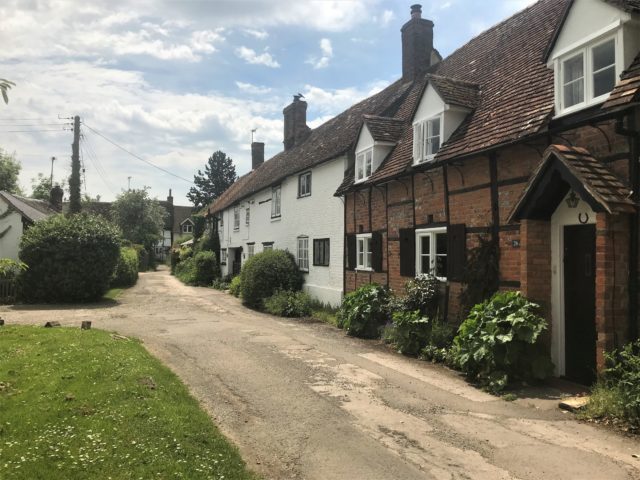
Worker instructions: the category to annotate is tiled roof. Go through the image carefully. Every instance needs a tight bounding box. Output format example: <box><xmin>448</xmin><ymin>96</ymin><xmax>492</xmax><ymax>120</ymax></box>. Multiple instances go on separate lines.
<box><xmin>604</xmin><ymin>0</ymin><xmax>640</xmax><ymax>13</ymax></box>
<box><xmin>427</xmin><ymin>75</ymin><xmax>479</xmax><ymax>110</ymax></box>
<box><xmin>208</xmin><ymin>79</ymin><xmax>417</xmax><ymax>214</ymax></box>
<box><xmin>172</xmin><ymin>206</ymin><xmax>193</xmax><ymax>233</ymax></box>
<box><xmin>0</xmin><ymin>192</ymin><xmax>58</xmax><ymax>222</ymax></box>
<box><xmin>603</xmin><ymin>51</ymin><xmax>640</xmax><ymax>109</ymax></box>
<box><xmin>510</xmin><ymin>145</ymin><xmax>635</xmax><ymax>221</ymax></box>
<box><xmin>363</xmin><ymin>115</ymin><xmax>406</xmax><ymax>143</ymax></box>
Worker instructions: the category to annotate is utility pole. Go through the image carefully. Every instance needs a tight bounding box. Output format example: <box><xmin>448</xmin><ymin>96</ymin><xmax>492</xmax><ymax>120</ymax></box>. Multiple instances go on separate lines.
<box><xmin>49</xmin><ymin>156</ymin><xmax>56</xmax><ymax>187</ymax></box>
<box><xmin>68</xmin><ymin>115</ymin><xmax>82</xmax><ymax>214</ymax></box>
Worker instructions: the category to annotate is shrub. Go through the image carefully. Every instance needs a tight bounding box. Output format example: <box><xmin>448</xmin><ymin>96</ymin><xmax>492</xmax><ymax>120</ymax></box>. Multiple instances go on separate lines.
<box><xmin>211</xmin><ymin>278</ymin><xmax>230</xmax><ymax>291</ymax></box>
<box><xmin>450</xmin><ymin>291</ymin><xmax>553</xmax><ymax>393</ymax></box>
<box><xmin>179</xmin><ymin>246</ymin><xmax>193</xmax><ymax>262</ymax></box>
<box><xmin>583</xmin><ymin>340</ymin><xmax>640</xmax><ymax>428</ymax></box>
<box><xmin>0</xmin><ymin>258</ymin><xmax>27</xmax><ymax>279</ymax></box>
<box><xmin>170</xmin><ymin>249</ymin><xmax>180</xmax><ymax>274</ymax></box>
<box><xmin>401</xmin><ymin>274</ymin><xmax>440</xmax><ymax>316</ymax></box>
<box><xmin>420</xmin><ymin>319</ymin><xmax>455</xmax><ymax>363</ymax></box>
<box><xmin>263</xmin><ymin>290</ymin><xmax>313</xmax><ymax>318</ymax></box>
<box><xmin>338</xmin><ymin>283</ymin><xmax>390</xmax><ymax>338</ymax></box>
<box><xmin>388</xmin><ymin>310</ymin><xmax>431</xmax><ymax>356</ymax></box>
<box><xmin>111</xmin><ymin>247</ymin><xmax>139</xmax><ymax>287</ymax></box>
<box><xmin>240</xmin><ymin>250</ymin><xmax>303</xmax><ymax>308</ymax></box>
<box><xmin>132</xmin><ymin>244</ymin><xmax>149</xmax><ymax>272</ymax></box>
<box><xmin>19</xmin><ymin>213</ymin><xmax>120</xmax><ymax>303</ymax></box>
<box><xmin>174</xmin><ymin>257</ymin><xmax>196</xmax><ymax>285</ymax></box>
<box><xmin>192</xmin><ymin>251</ymin><xmax>217</xmax><ymax>286</ymax></box>
<box><xmin>229</xmin><ymin>276</ymin><xmax>242</xmax><ymax>297</ymax></box>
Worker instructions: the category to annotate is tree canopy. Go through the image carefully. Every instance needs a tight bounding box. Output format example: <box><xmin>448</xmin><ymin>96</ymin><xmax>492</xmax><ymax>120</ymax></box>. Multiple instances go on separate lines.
<box><xmin>30</xmin><ymin>173</ymin><xmax>66</xmax><ymax>201</ymax></box>
<box><xmin>187</xmin><ymin>150</ymin><xmax>237</xmax><ymax>210</ymax></box>
<box><xmin>110</xmin><ymin>188</ymin><xmax>166</xmax><ymax>248</ymax></box>
<box><xmin>0</xmin><ymin>149</ymin><xmax>22</xmax><ymax>194</ymax></box>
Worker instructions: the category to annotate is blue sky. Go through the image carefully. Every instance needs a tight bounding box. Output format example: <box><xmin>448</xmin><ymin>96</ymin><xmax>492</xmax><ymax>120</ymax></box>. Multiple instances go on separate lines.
<box><xmin>0</xmin><ymin>0</ymin><xmax>534</xmax><ymax>204</ymax></box>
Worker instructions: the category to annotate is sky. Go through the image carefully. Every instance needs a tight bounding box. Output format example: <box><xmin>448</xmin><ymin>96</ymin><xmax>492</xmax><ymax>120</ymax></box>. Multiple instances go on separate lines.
<box><xmin>0</xmin><ymin>0</ymin><xmax>535</xmax><ymax>205</ymax></box>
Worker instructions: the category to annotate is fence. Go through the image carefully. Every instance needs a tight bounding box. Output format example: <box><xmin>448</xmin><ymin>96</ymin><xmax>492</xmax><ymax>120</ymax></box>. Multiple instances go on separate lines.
<box><xmin>0</xmin><ymin>278</ymin><xmax>17</xmax><ymax>303</ymax></box>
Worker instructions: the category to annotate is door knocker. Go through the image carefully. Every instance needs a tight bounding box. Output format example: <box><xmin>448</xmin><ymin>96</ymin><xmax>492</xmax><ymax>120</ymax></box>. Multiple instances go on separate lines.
<box><xmin>578</xmin><ymin>212</ymin><xmax>590</xmax><ymax>224</ymax></box>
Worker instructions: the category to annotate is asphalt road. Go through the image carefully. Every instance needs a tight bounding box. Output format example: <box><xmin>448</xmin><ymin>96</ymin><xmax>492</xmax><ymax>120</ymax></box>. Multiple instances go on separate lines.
<box><xmin>3</xmin><ymin>268</ymin><xmax>640</xmax><ymax>479</ymax></box>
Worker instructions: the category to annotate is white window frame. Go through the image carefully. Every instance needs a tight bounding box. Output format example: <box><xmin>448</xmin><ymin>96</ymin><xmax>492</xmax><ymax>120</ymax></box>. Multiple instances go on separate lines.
<box><xmin>233</xmin><ymin>208</ymin><xmax>240</xmax><ymax>231</ymax></box>
<box><xmin>555</xmin><ymin>33</ymin><xmax>621</xmax><ymax>117</ymax></box>
<box><xmin>220</xmin><ymin>249</ymin><xmax>227</xmax><ymax>265</ymax></box>
<box><xmin>298</xmin><ymin>171</ymin><xmax>312</xmax><ymax>197</ymax></box>
<box><xmin>415</xmin><ymin>227</ymin><xmax>447</xmax><ymax>281</ymax></box>
<box><xmin>355</xmin><ymin>147</ymin><xmax>373</xmax><ymax>182</ymax></box>
<box><xmin>297</xmin><ymin>236</ymin><xmax>309</xmax><ymax>272</ymax></box>
<box><xmin>263</xmin><ymin>243</ymin><xmax>273</xmax><ymax>251</ymax></box>
<box><xmin>271</xmin><ymin>186</ymin><xmax>281</xmax><ymax>218</ymax></box>
<box><xmin>247</xmin><ymin>244</ymin><xmax>255</xmax><ymax>258</ymax></box>
<box><xmin>413</xmin><ymin>115</ymin><xmax>442</xmax><ymax>165</ymax></box>
<box><xmin>356</xmin><ymin>233</ymin><xmax>373</xmax><ymax>271</ymax></box>
<box><xmin>245</xmin><ymin>207</ymin><xmax>250</xmax><ymax>226</ymax></box>
<box><xmin>182</xmin><ymin>222</ymin><xmax>193</xmax><ymax>233</ymax></box>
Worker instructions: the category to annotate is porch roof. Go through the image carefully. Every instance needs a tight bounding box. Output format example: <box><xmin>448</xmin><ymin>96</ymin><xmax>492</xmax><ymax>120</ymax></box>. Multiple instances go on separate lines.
<box><xmin>509</xmin><ymin>144</ymin><xmax>636</xmax><ymax>222</ymax></box>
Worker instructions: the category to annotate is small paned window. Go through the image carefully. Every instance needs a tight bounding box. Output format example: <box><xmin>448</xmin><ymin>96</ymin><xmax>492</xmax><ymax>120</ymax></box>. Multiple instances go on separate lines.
<box><xmin>562</xmin><ymin>52</ymin><xmax>585</xmax><ymax>109</ymax></box>
<box><xmin>245</xmin><ymin>208</ymin><xmax>250</xmax><ymax>226</ymax></box>
<box><xmin>313</xmin><ymin>238</ymin><xmax>330</xmax><ymax>266</ymax></box>
<box><xmin>233</xmin><ymin>208</ymin><xmax>240</xmax><ymax>230</ymax></box>
<box><xmin>271</xmin><ymin>186</ymin><xmax>281</xmax><ymax>218</ymax></box>
<box><xmin>220</xmin><ymin>249</ymin><xmax>227</xmax><ymax>264</ymax></box>
<box><xmin>356</xmin><ymin>234</ymin><xmax>372</xmax><ymax>270</ymax></box>
<box><xmin>263</xmin><ymin>243</ymin><xmax>273</xmax><ymax>251</ymax></box>
<box><xmin>297</xmin><ymin>237</ymin><xmax>309</xmax><ymax>271</ymax></box>
<box><xmin>416</xmin><ymin>228</ymin><xmax>447</xmax><ymax>280</ymax></box>
<box><xmin>182</xmin><ymin>223</ymin><xmax>193</xmax><ymax>233</ymax></box>
<box><xmin>413</xmin><ymin>116</ymin><xmax>441</xmax><ymax>164</ymax></box>
<box><xmin>247</xmin><ymin>244</ymin><xmax>255</xmax><ymax>258</ymax></box>
<box><xmin>298</xmin><ymin>172</ymin><xmax>312</xmax><ymax>197</ymax></box>
<box><xmin>355</xmin><ymin>148</ymin><xmax>373</xmax><ymax>182</ymax></box>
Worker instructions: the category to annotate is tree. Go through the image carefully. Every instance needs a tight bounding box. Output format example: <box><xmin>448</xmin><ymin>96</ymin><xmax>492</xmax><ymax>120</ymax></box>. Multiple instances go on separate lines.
<box><xmin>0</xmin><ymin>149</ymin><xmax>21</xmax><ymax>194</ymax></box>
<box><xmin>0</xmin><ymin>78</ymin><xmax>15</xmax><ymax>104</ymax></box>
<box><xmin>30</xmin><ymin>173</ymin><xmax>66</xmax><ymax>200</ymax></box>
<box><xmin>110</xmin><ymin>188</ymin><xmax>166</xmax><ymax>249</ymax></box>
<box><xmin>187</xmin><ymin>150</ymin><xmax>237</xmax><ymax>210</ymax></box>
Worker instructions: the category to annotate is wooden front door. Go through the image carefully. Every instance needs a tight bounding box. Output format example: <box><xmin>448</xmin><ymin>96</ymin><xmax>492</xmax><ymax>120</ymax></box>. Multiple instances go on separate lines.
<box><xmin>232</xmin><ymin>248</ymin><xmax>243</xmax><ymax>276</ymax></box>
<box><xmin>563</xmin><ymin>224</ymin><xmax>597</xmax><ymax>384</ymax></box>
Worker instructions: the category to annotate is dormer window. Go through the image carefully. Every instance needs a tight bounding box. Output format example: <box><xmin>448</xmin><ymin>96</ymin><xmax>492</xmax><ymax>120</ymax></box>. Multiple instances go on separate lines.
<box><xmin>556</xmin><ymin>36</ymin><xmax>619</xmax><ymax>116</ymax></box>
<box><xmin>413</xmin><ymin>116</ymin><xmax>440</xmax><ymax>164</ymax></box>
<box><xmin>355</xmin><ymin>148</ymin><xmax>373</xmax><ymax>182</ymax></box>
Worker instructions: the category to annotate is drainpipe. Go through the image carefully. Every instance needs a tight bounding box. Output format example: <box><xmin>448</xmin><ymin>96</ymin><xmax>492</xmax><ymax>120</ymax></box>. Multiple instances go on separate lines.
<box><xmin>616</xmin><ymin>112</ymin><xmax>640</xmax><ymax>342</ymax></box>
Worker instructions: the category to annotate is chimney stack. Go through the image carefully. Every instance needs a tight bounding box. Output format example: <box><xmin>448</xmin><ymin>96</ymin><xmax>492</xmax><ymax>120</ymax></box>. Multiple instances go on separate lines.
<box><xmin>251</xmin><ymin>142</ymin><xmax>265</xmax><ymax>170</ymax></box>
<box><xmin>49</xmin><ymin>185</ymin><xmax>63</xmax><ymax>212</ymax></box>
<box><xmin>167</xmin><ymin>188</ymin><xmax>173</xmax><ymax>204</ymax></box>
<box><xmin>283</xmin><ymin>94</ymin><xmax>311</xmax><ymax>151</ymax></box>
<box><xmin>401</xmin><ymin>4</ymin><xmax>434</xmax><ymax>82</ymax></box>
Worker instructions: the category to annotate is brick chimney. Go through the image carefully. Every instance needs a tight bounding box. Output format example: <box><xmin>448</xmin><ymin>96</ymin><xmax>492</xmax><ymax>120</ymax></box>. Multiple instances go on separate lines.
<box><xmin>167</xmin><ymin>188</ymin><xmax>173</xmax><ymax>205</ymax></box>
<box><xmin>251</xmin><ymin>142</ymin><xmax>265</xmax><ymax>169</ymax></box>
<box><xmin>401</xmin><ymin>4</ymin><xmax>434</xmax><ymax>82</ymax></box>
<box><xmin>283</xmin><ymin>94</ymin><xmax>311</xmax><ymax>151</ymax></box>
<box><xmin>49</xmin><ymin>185</ymin><xmax>63</xmax><ymax>212</ymax></box>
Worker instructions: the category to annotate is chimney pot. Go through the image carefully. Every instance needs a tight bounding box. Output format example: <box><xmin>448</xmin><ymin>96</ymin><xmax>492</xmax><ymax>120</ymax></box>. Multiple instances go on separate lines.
<box><xmin>49</xmin><ymin>185</ymin><xmax>63</xmax><ymax>212</ymax></box>
<box><xmin>251</xmin><ymin>142</ymin><xmax>265</xmax><ymax>170</ymax></box>
<box><xmin>410</xmin><ymin>4</ymin><xmax>422</xmax><ymax>19</ymax></box>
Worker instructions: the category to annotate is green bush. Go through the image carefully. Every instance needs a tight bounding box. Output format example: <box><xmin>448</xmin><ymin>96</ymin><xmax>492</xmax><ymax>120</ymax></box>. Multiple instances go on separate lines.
<box><xmin>401</xmin><ymin>274</ymin><xmax>440</xmax><ymax>316</ymax></box>
<box><xmin>111</xmin><ymin>247</ymin><xmax>139</xmax><ymax>287</ymax></box>
<box><xmin>450</xmin><ymin>291</ymin><xmax>553</xmax><ymax>393</ymax></box>
<box><xmin>240</xmin><ymin>250</ymin><xmax>303</xmax><ymax>308</ymax></box>
<box><xmin>419</xmin><ymin>319</ymin><xmax>455</xmax><ymax>363</ymax></box>
<box><xmin>132</xmin><ymin>244</ymin><xmax>149</xmax><ymax>272</ymax></box>
<box><xmin>19</xmin><ymin>213</ymin><xmax>121</xmax><ymax>303</ymax></box>
<box><xmin>179</xmin><ymin>246</ymin><xmax>193</xmax><ymax>261</ymax></box>
<box><xmin>263</xmin><ymin>290</ymin><xmax>312</xmax><ymax>318</ymax></box>
<box><xmin>583</xmin><ymin>340</ymin><xmax>640</xmax><ymax>428</ymax></box>
<box><xmin>386</xmin><ymin>310</ymin><xmax>431</xmax><ymax>356</ymax></box>
<box><xmin>192</xmin><ymin>251</ymin><xmax>217</xmax><ymax>286</ymax></box>
<box><xmin>338</xmin><ymin>283</ymin><xmax>390</xmax><ymax>338</ymax></box>
<box><xmin>170</xmin><ymin>249</ymin><xmax>180</xmax><ymax>274</ymax></box>
<box><xmin>229</xmin><ymin>276</ymin><xmax>242</xmax><ymax>297</ymax></box>
<box><xmin>211</xmin><ymin>278</ymin><xmax>230</xmax><ymax>291</ymax></box>
<box><xmin>175</xmin><ymin>257</ymin><xmax>196</xmax><ymax>285</ymax></box>
<box><xmin>0</xmin><ymin>258</ymin><xmax>27</xmax><ymax>279</ymax></box>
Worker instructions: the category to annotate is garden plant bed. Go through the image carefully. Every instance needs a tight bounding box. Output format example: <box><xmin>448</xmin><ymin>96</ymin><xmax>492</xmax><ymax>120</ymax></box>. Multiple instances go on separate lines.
<box><xmin>0</xmin><ymin>325</ymin><xmax>257</xmax><ymax>480</ymax></box>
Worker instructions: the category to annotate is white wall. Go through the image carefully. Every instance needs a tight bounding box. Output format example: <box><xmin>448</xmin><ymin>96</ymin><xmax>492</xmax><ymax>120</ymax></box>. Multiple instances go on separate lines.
<box><xmin>218</xmin><ymin>156</ymin><xmax>346</xmax><ymax>306</ymax></box>
<box><xmin>0</xmin><ymin>199</ymin><xmax>24</xmax><ymax>261</ymax></box>
<box><xmin>413</xmin><ymin>84</ymin><xmax>468</xmax><ymax>149</ymax></box>
<box><xmin>354</xmin><ymin>125</ymin><xmax>393</xmax><ymax>181</ymax></box>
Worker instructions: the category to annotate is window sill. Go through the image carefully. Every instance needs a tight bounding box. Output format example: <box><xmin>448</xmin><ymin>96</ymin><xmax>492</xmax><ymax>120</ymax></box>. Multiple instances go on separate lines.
<box><xmin>354</xmin><ymin>177</ymin><xmax>370</xmax><ymax>184</ymax></box>
<box><xmin>553</xmin><ymin>97</ymin><xmax>607</xmax><ymax>119</ymax></box>
<box><xmin>356</xmin><ymin>267</ymin><xmax>373</xmax><ymax>272</ymax></box>
<box><xmin>270</xmin><ymin>216</ymin><xmax>281</xmax><ymax>222</ymax></box>
<box><xmin>312</xmin><ymin>263</ymin><xmax>330</xmax><ymax>267</ymax></box>
<box><xmin>297</xmin><ymin>194</ymin><xmax>311</xmax><ymax>199</ymax></box>
<box><xmin>299</xmin><ymin>269</ymin><xmax>309</xmax><ymax>273</ymax></box>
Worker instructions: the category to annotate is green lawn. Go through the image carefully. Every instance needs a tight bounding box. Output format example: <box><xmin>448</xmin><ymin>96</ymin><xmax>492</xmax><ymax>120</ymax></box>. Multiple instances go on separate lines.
<box><xmin>0</xmin><ymin>325</ymin><xmax>258</xmax><ymax>480</ymax></box>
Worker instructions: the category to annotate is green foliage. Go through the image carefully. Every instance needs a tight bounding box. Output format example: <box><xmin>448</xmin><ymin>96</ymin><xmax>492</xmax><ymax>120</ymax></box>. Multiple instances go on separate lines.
<box><xmin>211</xmin><ymin>278</ymin><xmax>230</xmax><ymax>291</ymax></box>
<box><xmin>395</xmin><ymin>274</ymin><xmax>440</xmax><ymax>316</ymax></box>
<box><xmin>388</xmin><ymin>310</ymin><xmax>431</xmax><ymax>356</ymax></box>
<box><xmin>30</xmin><ymin>172</ymin><xmax>66</xmax><ymax>200</ymax></box>
<box><xmin>459</xmin><ymin>236</ymin><xmax>499</xmax><ymax>319</ymax></box>
<box><xmin>188</xmin><ymin>151</ymin><xmax>238</xmax><ymax>210</ymax></box>
<box><xmin>19</xmin><ymin>213</ymin><xmax>121</xmax><ymax>303</ymax></box>
<box><xmin>130</xmin><ymin>244</ymin><xmax>150</xmax><ymax>272</ymax></box>
<box><xmin>0</xmin><ymin>258</ymin><xmax>27</xmax><ymax>279</ymax></box>
<box><xmin>583</xmin><ymin>340</ymin><xmax>640</xmax><ymax>428</ymax></box>
<box><xmin>111</xmin><ymin>247</ymin><xmax>139</xmax><ymax>287</ymax></box>
<box><xmin>0</xmin><ymin>325</ymin><xmax>258</xmax><ymax>479</ymax></box>
<box><xmin>170</xmin><ymin>249</ymin><xmax>180</xmax><ymax>274</ymax></box>
<box><xmin>174</xmin><ymin>233</ymin><xmax>193</xmax><ymax>247</ymax></box>
<box><xmin>193</xmin><ymin>215</ymin><xmax>206</xmax><ymax>240</ymax></box>
<box><xmin>179</xmin><ymin>246</ymin><xmax>193</xmax><ymax>261</ymax></box>
<box><xmin>193</xmin><ymin>251</ymin><xmax>217</xmax><ymax>286</ymax></box>
<box><xmin>111</xmin><ymin>188</ymin><xmax>166</xmax><ymax>249</ymax></box>
<box><xmin>338</xmin><ymin>284</ymin><xmax>390</xmax><ymax>338</ymax></box>
<box><xmin>419</xmin><ymin>319</ymin><xmax>455</xmax><ymax>363</ymax></box>
<box><xmin>174</xmin><ymin>257</ymin><xmax>196</xmax><ymax>285</ymax></box>
<box><xmin>450</xmin><ymin>291</ymin><xmax>553</xmax><ymax>393</ymax></box>
<box><xmin>0</xmin><ymin>78</ymin><xmax>15</xmax><ymax>104</ymax></box>
<box><xmin>229</xmin><ymin>275</ymin><xmax>242</xmax><ymax>297</ymax></box>
<box><xmin>263</xmin><ymin>290</ymin><xmax>313</xmax><ymax>318</ymax></box>
<box><xmin>0</xmin><ymin>148</ymin><xmax>21</xmax><ymax>194</ymax></box>
<box><xmin>240</xmin><ymin>250</ymin><xmax>304</xmax><ymax>308</ymax></box>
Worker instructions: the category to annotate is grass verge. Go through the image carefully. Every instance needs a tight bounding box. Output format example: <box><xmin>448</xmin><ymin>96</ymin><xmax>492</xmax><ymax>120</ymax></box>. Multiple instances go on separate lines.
<box><xmin>102</xmin><ymin>288</ymin><xmax>124</xmax><ymax>301</ymax></box>
<box><xmin>0</xmin><ymin>325</ymin><xmax>258</xmax><ymax>480</ymax></box>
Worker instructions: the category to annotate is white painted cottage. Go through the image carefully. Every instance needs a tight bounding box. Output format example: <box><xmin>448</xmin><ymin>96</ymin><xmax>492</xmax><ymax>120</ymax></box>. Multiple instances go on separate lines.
<box><xmin>208</xmin><ymin>84</ymin><xmax>425</xmax><ymax>306</ymax></box>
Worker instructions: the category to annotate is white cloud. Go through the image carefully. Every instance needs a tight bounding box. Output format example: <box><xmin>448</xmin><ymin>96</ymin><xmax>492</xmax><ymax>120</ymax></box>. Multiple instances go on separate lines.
<box><xmin>244</xmin><ymin>28</ymin><xmax>269</xmax><ymax>40</ymax></box>
<box><xmin>302</xmin><ymin>79</ymin><xmax>390</xmax><ymax>115</ymax></box>
<box><xmin>379</xmin><ymin>10</ymin><xmax>395</xmax><ymax>27</ymax></box>
<box><xmin>235</xmin><ymin>46</ymin><xmax>280</xmax><ymax>68</ymax></box>
<box><xmin>236</xmin><ymin>81</ymin><xmax>272</xmax><ymax>95</ymax></box>
<box><xmin>306</xmin><ymin>38</ymin><xmax>333</xmax><ymax>69</ymax></box>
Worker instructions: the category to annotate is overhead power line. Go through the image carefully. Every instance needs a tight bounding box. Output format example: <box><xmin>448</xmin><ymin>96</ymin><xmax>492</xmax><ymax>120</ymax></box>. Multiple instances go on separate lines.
<box><xmin>82</xmin><ymin>122</ymin><xmax>194</xmax><ymax>185</ymax></box>
<box><xmin>0</xmin><ymin>128</ymin><xmax>68</xmax><ymax>133</ymax></box>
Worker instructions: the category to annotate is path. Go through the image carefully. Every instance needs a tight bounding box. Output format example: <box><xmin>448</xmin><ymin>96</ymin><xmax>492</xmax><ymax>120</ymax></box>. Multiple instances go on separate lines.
<box><xmin>2</xmin><ymin>269</ymin><xmax>639</xmax><ymax>479</ymax></box>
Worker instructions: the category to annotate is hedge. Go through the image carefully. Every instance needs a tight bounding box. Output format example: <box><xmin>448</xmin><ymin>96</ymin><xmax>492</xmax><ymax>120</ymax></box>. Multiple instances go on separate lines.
<box><xmin>240</xmin><ymin>250</ymin><xmax>303</xmax><ymax>308</ymax></box>
<box><xmin>111</xmin><ymin>247</ymin><xmax>139</xmax><ymax>287</ymax></box>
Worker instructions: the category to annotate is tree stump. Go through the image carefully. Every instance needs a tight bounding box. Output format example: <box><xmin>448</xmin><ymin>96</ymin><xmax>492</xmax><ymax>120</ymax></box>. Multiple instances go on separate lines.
<box><xmin>81</xmin><ymin>321</ymin><xmax>91</xmax><ymax>330</ymax></box>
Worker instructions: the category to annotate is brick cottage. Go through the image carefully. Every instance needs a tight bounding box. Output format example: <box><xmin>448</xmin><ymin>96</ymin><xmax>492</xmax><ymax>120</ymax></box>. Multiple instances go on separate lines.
<box><xmin>336</xmin><ymin>0</ymin><xmax>640</xmax><ymax>383</ymax></box>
